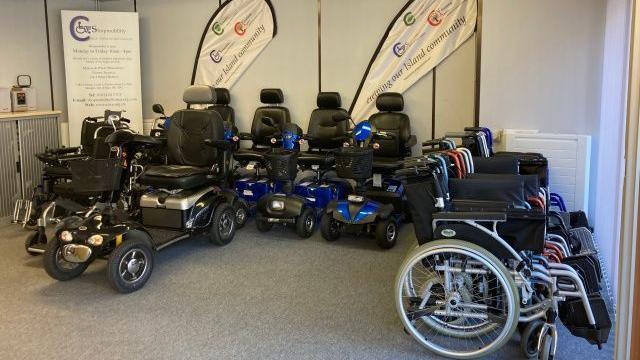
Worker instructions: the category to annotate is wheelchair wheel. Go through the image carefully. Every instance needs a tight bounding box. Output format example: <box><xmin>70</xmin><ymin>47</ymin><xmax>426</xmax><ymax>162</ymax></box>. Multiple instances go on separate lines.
<box><xmin>520</xmin><ymin>320</ymin><xmax>545</xmax><ymax>358</ymax></box>
<box><xmin>320</xmin><ymin>213</ymin><xmax>341</xmax><ymax>241</ymax></box>
<box><xmin>295</xmin><ymin>207</ymin><xmax>315</xmax><ymax>238</ymax></box>
<box><xmin>395</xmin><ymin>239</ymin><xmax>520</xmax><ymax>359</ymax></box>
<box><xmin>538</xmin><ymin>332</ymin><xmax>554</xmax><ymax>360</ymax></box>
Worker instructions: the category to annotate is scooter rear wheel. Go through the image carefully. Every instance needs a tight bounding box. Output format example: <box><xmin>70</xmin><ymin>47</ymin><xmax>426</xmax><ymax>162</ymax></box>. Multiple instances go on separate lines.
<box><xmin>320</xmin><ymin>213</ymin><xmax>341</xmax><ymax>241</ymax></box>
<box><xmin>233</xmin><ymin>198</ymin><xmax>249</xmax><ymax>229</ymax></box>
<box><xmin>209</xmin><ymin>203</ymin><xmax>236</xmax><ymax>246</ymax></box>
<box><xmin>107</xmin><ymin>238</ymin><xmax>154</xmax><ymax>293</ymax></box>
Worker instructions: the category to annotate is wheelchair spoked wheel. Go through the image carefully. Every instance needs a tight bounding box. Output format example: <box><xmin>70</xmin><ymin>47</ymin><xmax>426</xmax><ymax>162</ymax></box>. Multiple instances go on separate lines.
<box><xmin>395</xmin><ymin>240</ymin><xmax>520</xmax><ymax>359</ymax></box>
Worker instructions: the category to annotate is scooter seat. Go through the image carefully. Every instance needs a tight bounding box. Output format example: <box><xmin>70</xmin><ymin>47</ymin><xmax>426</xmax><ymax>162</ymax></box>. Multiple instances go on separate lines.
<box><xmin>139</xmin><ymin>165</ymin><xmax>212</xmax><ymax>190</ymax></box>
<box><xmin>298</xmin><ymin>151</ymin><xmax>335</xmax><ymax>167</ymax></box>
<box><xmin>372</xmin><ymin>157</ymin><xmax>404</xmax><ymax>172</ymax></box>
<box><xmin>233</xmin><ymin>148</ymin><xmax>267</xmax><ymax>163</ymax></box>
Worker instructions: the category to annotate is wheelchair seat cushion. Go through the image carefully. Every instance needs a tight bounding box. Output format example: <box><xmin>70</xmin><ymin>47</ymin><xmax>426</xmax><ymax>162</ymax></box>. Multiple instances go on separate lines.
<box><xmin>298</xmin><ymin>151</ymin><xmax>335</xmax><ymax>167</ymax></box>
<box><xmin>139</xmin><ymin>165</ymin><xmax>212</xmax><ymax>190</ymax></box>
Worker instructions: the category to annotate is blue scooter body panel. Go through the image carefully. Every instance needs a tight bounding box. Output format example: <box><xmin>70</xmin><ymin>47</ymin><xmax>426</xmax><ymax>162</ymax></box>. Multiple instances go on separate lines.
<box><xmin>334</xmin><ymin>199</ymin><xmax>382</xmax><ymax>224</ymax></box>
<box><xmin>293</xmin><ymin>180</ymin><xmax>349</xmax><ymax>209</ymax></box>
<box><xmin>234</xmin><ymin>178</ymin><xmax>285</xmax><ymax>203</ymax></box>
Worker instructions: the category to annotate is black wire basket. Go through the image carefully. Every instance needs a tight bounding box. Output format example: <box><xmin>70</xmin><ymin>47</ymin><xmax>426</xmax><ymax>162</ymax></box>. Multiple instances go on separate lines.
<box><xmin>335</xmin><ymin>147</ymin><xmax>373</xmax><ymax>180</ymax></box>
<box><xmin>265</xmin><ymin>148</ymin><xmax>299</xmax><ymax>181</ymax></box>
<box><xmin>69</xmin><ymin>158</ymin><xmax>123</xmax><ymax>193</ymax></box>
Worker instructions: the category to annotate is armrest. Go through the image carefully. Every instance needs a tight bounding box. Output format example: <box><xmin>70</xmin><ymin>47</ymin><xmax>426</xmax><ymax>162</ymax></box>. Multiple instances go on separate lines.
<box><xmin>204</xmin><ymin>138</ymin><xmax>235</xmax><ymax>150</ymax></box>
<box><xmin>238</xmin><ymin>132</ymin><xmax>252</xmax><ymax>141</ymax></box>
<box><xmin>405</xmin><ymin>135</ymin><xmax>417</xmax><ymax>148</ymax></box>
<box><xmin>50</xmin><ymin>146</ymin><xmax>82</xmax><ymax>155</ymax></box>
<box><xmin>432</xmin><ymin>211</ymin><xmax>507</xmax><ymax>222</ymax></box>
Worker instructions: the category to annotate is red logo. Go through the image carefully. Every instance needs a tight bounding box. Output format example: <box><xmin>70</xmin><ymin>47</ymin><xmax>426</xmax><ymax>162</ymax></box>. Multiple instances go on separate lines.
<box><xmin>234</xmin><ymin>21</ymin><xmax>247</xmax><ymax>36</ymax></box>
<box><xmin>427</xmin><ymin>9</ymin><xmax>445</xmax><ymax>26</ymax></box>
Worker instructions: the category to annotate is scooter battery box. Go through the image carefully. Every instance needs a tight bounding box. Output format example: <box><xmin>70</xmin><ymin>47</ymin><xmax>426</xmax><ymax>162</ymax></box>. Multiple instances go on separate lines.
<box><xmin>294</xmin><ymin>182</ymin><xmax>335</xmax><ymax>208</ymax></box>
<box><xmin>140</xmin><ymin>187</ymin><xmax>214</xmax><ymax>229</ymax></box>
<box><xmin>365</xmin><ymin>178</ymin><xmax>405</xmax><ymax>212</ymax></box>
<box><xmin>234</xmin><ymin>178</ymin><xmax>271</xmax><ymax>202</ymax></box>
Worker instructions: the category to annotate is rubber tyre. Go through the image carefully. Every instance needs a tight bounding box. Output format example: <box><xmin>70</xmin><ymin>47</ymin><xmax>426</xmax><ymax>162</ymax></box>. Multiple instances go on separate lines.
<box><xmin>295</xmin><ymin>207</ymin><xmax>315</xmax><ymax>239</ymax></box>
<box><xmin>538</xmin><ymin>333</ymin><xmax>554</xmax><ymax>360</ymax></box>
<box><xmin>25</xmin><ymin>231</ymin><xmax>46</xmax><ymax>256</ymax></box>
<box><xmin>320</xmin><ymin>213</ymin><xmax>341</xmax><ymax>241</ymax></box>
<box><xmin>521</xmin><ymin>320</ymin><xmax>545</xmax><ymax>358</ymax></box>
<box><xmin>209</xmin><ymin>203</ymin><xmax>236</xmax><ymax>246</ymax></box>
<box><xmin>256</xmin><ymin>213</ymin><xmax>273</xmax><ymax>232</ymax></box>
<box><xmin>107</xmin><ymin>238</ymin><xmax>154</xmax><ymax>293</ymax></box>
<box><xmin>43</xmin><ymin>238</ymin><xmax>89</xmax><ymax>281</ymax></box>
<box><xmin>375</xmin><ymin>218</ymin><xmax>398</xmax><ymax>249</ymax></box>
<box><xmin>233</xmin><ymin>198</ymin><xmax>249</xmax><ymax>229</ymax></box>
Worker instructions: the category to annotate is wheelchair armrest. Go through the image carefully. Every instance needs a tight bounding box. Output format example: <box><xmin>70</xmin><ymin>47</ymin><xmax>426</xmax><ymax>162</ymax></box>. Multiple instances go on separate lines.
<box><xmin>451</xmin><ymin>199</ymin><xmax>509</xmax><ymax>212</ymax></box>
<box><xmin>405</xmin><ymin>135</ymin><xmax>417</xmax><ymax>148</ymax></box>
<box><xmin>432</xmin><ymin>211</ymin><xmax>507</xmax><ymax>222</ymax></box>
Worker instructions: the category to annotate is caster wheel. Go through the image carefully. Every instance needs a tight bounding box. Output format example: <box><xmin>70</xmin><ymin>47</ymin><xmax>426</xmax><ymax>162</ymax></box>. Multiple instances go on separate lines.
<box><xmin>295</xmin><ymin>207</ymin><xmax>315</xmax><ymax>238</ymax></box>
<box><xmin>538</xmin><ymin>332</ymin><xmax>554</xmax><ymax>360</ymax></box>
<box><xmin>320</xmin><ymin>213</ymin><xmax>341</xmax><ymax>241</ymax></box>
<box><xmin>520</xmin><ymin>320</ymin><xmax>545</xmax><ymax>358</ymax></box>
<box><xmin>233</xmin><ymin>198</ymin><xmax>249</xmax><ymax>229</ymax></box>
<box><xmin>107</xmin><ymin>237</ymin><xmax>154</xmax><ymax>293</ymax></box>
<box><xmin>43</xmin><ymin>238</ymin><xmax>89</xmax><ymax>281</ymax></box>
<box><xmin>209</xmin><ymin>203</ymin><xmax>236</xmax><ymax>246</ymax></box>
<box><xmin>256</xmin><ymin>213</ymin><xmax>273</xmax><ymax>232</ymax></box>
<box><xmin>25</xmin><ymin>231</ymin><xmax>47</xmax><ymax>256</ymax></box>
<box><xmin>375</xmin><ymin>218</ymin><xmax>398</xmax><ymax>249</ymax></box>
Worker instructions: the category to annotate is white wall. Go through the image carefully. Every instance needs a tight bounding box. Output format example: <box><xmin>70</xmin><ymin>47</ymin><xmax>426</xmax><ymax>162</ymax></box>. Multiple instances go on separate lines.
<box><xmin>0</xmin><ymin>0</ymin><xmax>51</xmax><ymax>111</ymax></box>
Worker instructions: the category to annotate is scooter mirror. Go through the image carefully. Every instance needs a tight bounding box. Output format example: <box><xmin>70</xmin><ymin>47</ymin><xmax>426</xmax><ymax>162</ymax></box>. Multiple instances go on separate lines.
<box><xmin>152</xmin><ymin>104</ymin><xmax>165</xmax><ymax>115</ymax></box>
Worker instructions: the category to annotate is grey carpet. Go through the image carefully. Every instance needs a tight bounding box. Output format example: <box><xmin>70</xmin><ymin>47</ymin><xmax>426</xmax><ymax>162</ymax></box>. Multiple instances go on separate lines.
<box><xmin>0</xmin><ymin>222</ymin><xmax>613</xmax><ymax>359</ymax></box>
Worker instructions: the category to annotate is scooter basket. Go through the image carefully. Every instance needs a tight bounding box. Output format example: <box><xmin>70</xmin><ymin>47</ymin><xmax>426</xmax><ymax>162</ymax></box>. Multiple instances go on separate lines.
<box><xmin>265</xmin><ymin>149</ymin><xmax>298</xmax><ymax>181</ymax></box>
<box><xmin>68</xmin><ymin>158</ymin><xmax>122</xmax><ymax>193</ymax></box>
<box><xmin>559</xmin><ymin>294</ymin><xmax>612</xmax><ymax>346</ymax></box>
<box><xmin>335</xmin><ymin>147</ymin><xmax>373</xmax><ymax>180</ymax></box>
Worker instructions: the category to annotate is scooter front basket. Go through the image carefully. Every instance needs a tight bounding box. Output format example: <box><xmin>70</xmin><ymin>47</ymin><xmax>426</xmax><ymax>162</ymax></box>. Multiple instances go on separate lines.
<box><xmin>335</xmin><ymin>147</ymin><xmax>372</xmax><ymax>181</ymax></box>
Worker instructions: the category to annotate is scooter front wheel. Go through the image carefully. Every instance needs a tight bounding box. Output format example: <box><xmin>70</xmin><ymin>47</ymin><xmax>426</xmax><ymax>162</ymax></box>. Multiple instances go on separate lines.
<box><xmin>43</xmin><ymin>238</ymin><xmax>89</xmax><ymax>281</ymax></box>
<box><xmin>375</xmin><ymin>218</ymin><xmax>398</xmax><ymax>249</ymax></box>
<box><xmin>256</xmin><ymin>213</ymin><xmax>273</xmax><ymax>232</ymax></box>
<box><xmin>296</xmin><ymin>207</ymin><xmax>315</xmax><ymax>239</ymax></box>
<box><xmin>320</xmin><ymin>213</ymin><xmax>341</xmax><ymax>241</ymax></box>
<box><xmin>107</xmin><ymin>238</ymin><xmax>154</xmax><ymax>293</ymax></box>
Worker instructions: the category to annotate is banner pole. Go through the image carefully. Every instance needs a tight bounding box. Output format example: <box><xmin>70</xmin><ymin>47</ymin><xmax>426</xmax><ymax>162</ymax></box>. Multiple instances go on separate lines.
<box><xmin>431</xmin><ymin>68</ymin><xmax>436</xmax><ymax>139</ymax></box>
<box><xmin>473</xmin><ymin>0</ymin><xmax>483</xmax><ymax>126</ymax></box>
<box><xmin>317</xmin><ymin>0</ymin><xmax>322</xmax><ymax>93</ymax></box>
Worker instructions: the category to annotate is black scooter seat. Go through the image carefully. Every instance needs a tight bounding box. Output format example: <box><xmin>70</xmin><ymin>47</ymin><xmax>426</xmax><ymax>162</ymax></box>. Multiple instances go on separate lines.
<box><xmin>139</xmin><ymin>165</ymin><xmax>212</xmax><ymax>190</ymax></box>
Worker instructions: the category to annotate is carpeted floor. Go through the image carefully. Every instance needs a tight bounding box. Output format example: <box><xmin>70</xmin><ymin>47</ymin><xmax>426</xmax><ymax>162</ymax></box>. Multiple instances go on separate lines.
<box><xmin>0</xmin><ymin>221</ymin><xmax>613</xmax><ymax>360</ymax></box>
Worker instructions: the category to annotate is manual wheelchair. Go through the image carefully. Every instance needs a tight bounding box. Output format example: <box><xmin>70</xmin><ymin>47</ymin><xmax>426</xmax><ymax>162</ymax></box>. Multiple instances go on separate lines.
<box><xmin>394</xmin><ymin>135</ymin><xmax>611</xmax><ymax>359</ymax></box>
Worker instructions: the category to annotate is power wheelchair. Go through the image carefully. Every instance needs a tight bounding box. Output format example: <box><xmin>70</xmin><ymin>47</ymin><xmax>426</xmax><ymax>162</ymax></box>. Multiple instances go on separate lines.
<box><xmin>394</xmin><ymin>132</ymin><xmax>611</xmax><ymax>359</ymax></box>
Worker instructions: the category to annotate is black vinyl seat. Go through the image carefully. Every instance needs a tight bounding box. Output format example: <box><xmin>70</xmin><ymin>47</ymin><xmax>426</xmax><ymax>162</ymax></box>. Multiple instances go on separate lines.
<box><xmin>139</xmin><ymin>85</ymin><xmax>226</xmax><ymax>190</ymax></box>
<box><xmin>234</xmin><ymin>88</ymin><xmax>291</xmax><ymax>163</ymax></box>
<box><xmin>369</xmin><ymin>93</ymin><xmax>416</xmax><ymax>173</ymax></box>
<box><xmin>298</xmin><ymin>92</ymin><xmax>349</xmax><ymax>168</ymax></box>
<box><xmin>207</xmin><ymin>88</ymin><xmax>235</xmax><ymax>130</ymax></box>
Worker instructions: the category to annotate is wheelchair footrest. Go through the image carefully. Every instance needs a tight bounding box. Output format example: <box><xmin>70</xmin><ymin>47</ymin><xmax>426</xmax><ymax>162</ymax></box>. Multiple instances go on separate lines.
<box><xmin>12</xmin><ymin>199</ymin><xmax>33</xmax><ymax>225</ymax></box>
<box><xmin>559</xmin><ymin>294</ymin><xmax>612</xmax><ymax>346</ymax></box>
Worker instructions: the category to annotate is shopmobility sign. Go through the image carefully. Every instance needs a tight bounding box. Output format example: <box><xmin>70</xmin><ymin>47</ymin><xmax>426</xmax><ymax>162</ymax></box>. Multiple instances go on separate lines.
<box><xmin>350</xmin><ymin>0</ymin><xmax>477</xmax><ymax>121</ymax></box>
<box><xmin>191</xmin><ymin>0</ymin><xmax>277</xmax><ymax>88</ymax></box>
<box><xmin>61</xmin><ymin>11</ymin><xmax>143</xmax><ymax>145</ymax></box>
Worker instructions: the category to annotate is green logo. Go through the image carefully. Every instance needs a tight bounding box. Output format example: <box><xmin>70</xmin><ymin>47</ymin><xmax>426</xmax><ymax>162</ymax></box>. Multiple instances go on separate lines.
<box><xmin>212</xmin><ymin>22</ymin><xmax>224</xmax><ymax>35</ymax></box>
<box><xmin>403</xmin><ymin>12</ymin><xmax>416</xmax><ymax>26</ymax></box>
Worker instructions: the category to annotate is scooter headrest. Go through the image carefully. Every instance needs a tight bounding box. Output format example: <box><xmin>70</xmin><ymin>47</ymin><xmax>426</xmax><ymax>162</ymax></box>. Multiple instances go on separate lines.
<box><xmin>376</xmin><ymin>92</ymin><xmax>404</xmax><ymax>112</ymax></box>
<box><xmin>183</xmin><ymin>85</ymin><xmax>217</xmax><ymax>105</ymax></box>
<box><xmin>317</xmin><ymin>92</ymin><xmax>341</xmax><ymax>109</ymax></box>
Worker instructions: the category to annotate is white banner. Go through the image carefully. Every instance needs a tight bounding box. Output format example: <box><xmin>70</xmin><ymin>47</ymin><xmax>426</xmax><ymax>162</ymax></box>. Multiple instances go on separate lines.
<box><xmin>61</xmin><ymin>10</ymin><xmax>143</xmax><ymax>145</ymax></box>
<box><xmin>191</xmin><ymin>0</ymin><xmax>276</xmax><ymax>88</ymax></box>
<box><xmin>350</xmin><ymin>0</ymin><xmax>477</xmax><ymax>121</ymax></box>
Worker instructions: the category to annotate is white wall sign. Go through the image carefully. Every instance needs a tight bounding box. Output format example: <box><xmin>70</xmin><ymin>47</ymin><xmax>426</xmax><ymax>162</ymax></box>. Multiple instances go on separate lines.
<box><xmin>350</xmin><ymin>0</ymin><xmax>477</xmax><ymax>121</ymax></box>
<box><xmin>61</xmin><ymin>10</ymin><xmax>143</xmax><ymax>145</ymax></box>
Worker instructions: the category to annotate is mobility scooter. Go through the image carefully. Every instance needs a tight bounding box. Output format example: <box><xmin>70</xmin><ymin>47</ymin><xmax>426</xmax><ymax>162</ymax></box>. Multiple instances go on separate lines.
<box><xmin>18</xmin><ymin>111</ymin><xmax>131</xmax><ymax>256</ymax></box>
<box><xmin>320</xmin><ymin>93</ymin><xmax>415</xmax><ymax>249</ymax></box>
<box><xmin>44</xmin><ymin>86</ymin><xmax>239</xmax><ymax>293</ymax></box>
<box><xmin>255</xmin><ymin>92</ymin><xmax>351</xmax><ymax>238</ymax></box>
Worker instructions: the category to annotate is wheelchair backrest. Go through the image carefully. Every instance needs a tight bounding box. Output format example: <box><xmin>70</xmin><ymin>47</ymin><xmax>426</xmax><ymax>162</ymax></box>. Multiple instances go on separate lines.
<box><xmin>369</xmin><ymin>92</ymin><xmax>412</xmax><ymax>158</ymax></box>
<box><xmin>449</xmin><ymin>177</ymin><xmax>528</xmax><ymax>208</ymax></box>
<box><xmin>166</xmin><ymin>85</ymin><xmax>225</xmax><ymax>167</ymax></box>
<box><xmin>306</xmin><ymin>92</ymin><xmax>349</xmax><ymax>150</ymax></box>
<box><xmin>251</xmin><ymin>88</ymin><xmax>291</xmax><ymax>147</ymax></box>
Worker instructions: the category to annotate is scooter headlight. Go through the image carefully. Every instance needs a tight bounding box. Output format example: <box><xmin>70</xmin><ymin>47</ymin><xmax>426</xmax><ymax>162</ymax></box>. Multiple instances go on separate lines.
<box><xmin>270</xmin><ymin>200</ymin><xmax>285</xmax><ymax>210</ymax></box>
<box><xmin>87</xmin><ymin>234</ymin><xmax>104</xmax><ymax>246</ymax></box>
<box><xmin>59</xmin><ymin>230</ymin><xmax>73</xmax><ymax>242</ymax></box>
<box><xmin>347</xmin><ymin>195</ymin><xmax>365</xmax><ymax>203</ymax></box>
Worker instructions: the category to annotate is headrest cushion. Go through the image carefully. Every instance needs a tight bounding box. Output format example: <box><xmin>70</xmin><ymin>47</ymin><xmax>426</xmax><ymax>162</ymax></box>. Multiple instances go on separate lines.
<box><xmin>260</xmin><ymin>88</ymin><xmax>284</xmax><ymax>104</ymax></box>
<box><xmin>317</xmin><ymin>92</ymin><xmax>341</xmax><ymax>109</ymax></box>
<box><xmin>376</xmin><ymin>92</ymin><xmax>404</xmax><ymax>112</ymax></box>
<box><xmin>213</xmin><ymin>88</ymin><xmax>230</xmax><ymax>105</ymax></box>
<box><xmin>183</xmin><ymin>85</ymin><xmax>216</xmax><ymax>104</ymax></box>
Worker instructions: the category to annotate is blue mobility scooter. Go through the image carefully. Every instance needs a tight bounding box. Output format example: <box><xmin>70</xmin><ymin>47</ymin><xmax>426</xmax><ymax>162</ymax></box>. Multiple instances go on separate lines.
<box><xmin>320</xmin><ymin>93</ymin><xmax>416</xmax><ymax>249</ymax></box>
<box><xmin>231</xmin><ymin>88</ymin><xmax>293</xmax><ymax>225</ymax></box>
<box><xmin>43</xmin><ymin>86</ymin><xmax>239</xmax><ymax>293</ymax></box>
<box><xmin>255</xmin><ymin>92</ymin><xmax>352</xmax><ymax>238</ymax></box>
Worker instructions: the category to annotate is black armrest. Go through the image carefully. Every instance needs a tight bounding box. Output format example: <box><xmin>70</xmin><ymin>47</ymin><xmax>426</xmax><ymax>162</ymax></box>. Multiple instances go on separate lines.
<box><xmin>204</xmin><ymin>139</ymin><xmax>235</xmax><ymax>150</ymax></box>
<box><xmin>50</xmin><ymin>146</ymin><xmax>82</xmax><ymax>155</ymax></box>
<box><xmin>432</xmin><ymin>211</ymin><xmax>507</xmax><ymax>222</ymax></box>
<box><xmin>405</xmin><ymin>135</ymin><xmax>417</xmax><ymax>148</ymax></box>
<box><xmin>238</xmin><ymin>132</ymin><xmax>252</xmax><ymax>140</ymax></box>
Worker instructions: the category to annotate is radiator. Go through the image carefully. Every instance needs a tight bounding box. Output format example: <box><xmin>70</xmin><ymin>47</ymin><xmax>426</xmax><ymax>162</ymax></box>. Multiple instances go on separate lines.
<box><xmin>499</xmin><ymin>129</ymin><xmax>592</xmax><ymax>213</ymax></box>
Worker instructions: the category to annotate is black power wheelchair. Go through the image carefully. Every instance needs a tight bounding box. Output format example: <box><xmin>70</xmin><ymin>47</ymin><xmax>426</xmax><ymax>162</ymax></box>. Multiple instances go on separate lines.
<box><xmin>43</xmin><ymin>85</ymin><xmax>240</xmax><ymax>293</ymax></box>
<box><xmin>394</xmin><ymin>131</ymin><xmax>611</xmax><ymax>359</ymax></box>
